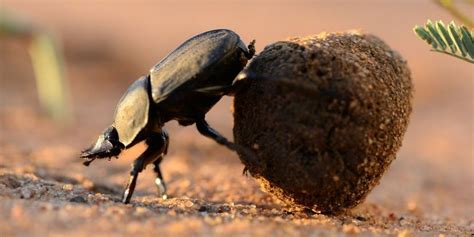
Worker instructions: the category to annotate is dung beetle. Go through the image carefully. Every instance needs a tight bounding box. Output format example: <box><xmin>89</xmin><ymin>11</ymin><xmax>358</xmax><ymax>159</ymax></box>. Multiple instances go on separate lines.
<box><xmin>81</xmin><ymin>29</ymin><xmax>255</xmax><ymax>203</ymax></box>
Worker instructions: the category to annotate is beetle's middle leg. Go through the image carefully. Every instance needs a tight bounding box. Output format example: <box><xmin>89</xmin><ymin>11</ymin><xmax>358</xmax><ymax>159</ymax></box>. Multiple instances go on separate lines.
<box><xmin>122</xmin><ymin>131</ymin><xmax>168</xmax><ymax>204</ymax></box>
<box><xmin>152</xmin><ymin>132</ymin><xmax>169</xmax><ymax>199</ymax></box>
<box><xmin>152</xmin><ymin>158</ymin><xmax>167</xmax><ymax>199</ymax></box>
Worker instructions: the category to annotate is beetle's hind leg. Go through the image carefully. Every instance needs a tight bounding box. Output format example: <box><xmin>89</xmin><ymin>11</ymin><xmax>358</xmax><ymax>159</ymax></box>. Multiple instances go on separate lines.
<box><xmin>122</xmin><ymin>131</ymin><xmax>168</xmax><ymax>204</ymax></box>
<box><xmin>152</xmin><ymin>132</ymin><xmax>169</xmax><ymax>199</ymax></box>
<box><xmin>196</xmin><ymin>119</ymin><xmax>232</xmax><ymax>147</ymax></box>
<box><xmin>195</xmin><ymin>118</ymin><xmax>259</xmax><ymax>167</ymax></box>
<box><xmin>246</xmin><ymin>40</ymin><xmax>256</xmax><ymax>59</ymax></box>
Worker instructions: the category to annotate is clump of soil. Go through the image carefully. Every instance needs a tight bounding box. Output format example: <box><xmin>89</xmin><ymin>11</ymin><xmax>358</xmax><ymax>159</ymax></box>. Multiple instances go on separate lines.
<box><xmin>233</xmin><ymin>31</ymin><xmax>413</xmax><ymax>214</ymax></box>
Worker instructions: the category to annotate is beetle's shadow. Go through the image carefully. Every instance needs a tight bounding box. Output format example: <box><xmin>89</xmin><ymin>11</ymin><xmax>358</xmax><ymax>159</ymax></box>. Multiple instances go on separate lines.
<box><xmin>33</xmin><ymin>171</ymin><xmax>322</xmax><ymax>219</ymax></box>
<box><xmin>34</xmin><ymin>171</ymin><xmax>123</xmax><ymax>196</ymax></box>
<box><xmin>32</xmin><ymin>169</ymin><xmax>314</xmax><ymax>218</ymax></box>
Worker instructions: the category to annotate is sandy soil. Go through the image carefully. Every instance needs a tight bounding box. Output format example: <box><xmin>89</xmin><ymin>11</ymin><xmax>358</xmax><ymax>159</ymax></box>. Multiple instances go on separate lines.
<box><xmin>1</xmin><ymin>1</ymin><xmax>473</xmax><ymax>236</ymax></box>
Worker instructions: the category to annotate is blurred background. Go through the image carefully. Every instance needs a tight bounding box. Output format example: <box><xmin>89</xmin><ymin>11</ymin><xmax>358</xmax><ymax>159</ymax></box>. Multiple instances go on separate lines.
<box><xmin>0</xmin><ymin>0</ymin><xmax>472</xmax><ymax>235</ymax></box>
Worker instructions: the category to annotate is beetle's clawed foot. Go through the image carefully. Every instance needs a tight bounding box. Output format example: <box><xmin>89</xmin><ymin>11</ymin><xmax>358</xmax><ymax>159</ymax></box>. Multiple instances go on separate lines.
<box><xmin>155</xmin><ymin>177</ymin><xmax>168</xmax><ymax>200</ymax></box>
<box><xmin>227</xmin><ymin>71</ymin><xmax>261</xmax><ymax>96</ymax></box>
<box><xmin>246</xmin><ymin>40</ymin><xmax>256</xmax><ymax>59</ymax></box>
<box><xmin>242</xmin><ymin>166</ymin><xmax>251</xmax><ymax>176</ymax></box>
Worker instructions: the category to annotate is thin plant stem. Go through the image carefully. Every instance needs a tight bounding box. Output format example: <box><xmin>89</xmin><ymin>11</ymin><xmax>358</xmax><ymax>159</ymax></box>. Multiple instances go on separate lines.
<box><xmin>431</xmin><ymin>49</ymin><xmax>474</xmax><ymax>63</ymax></box>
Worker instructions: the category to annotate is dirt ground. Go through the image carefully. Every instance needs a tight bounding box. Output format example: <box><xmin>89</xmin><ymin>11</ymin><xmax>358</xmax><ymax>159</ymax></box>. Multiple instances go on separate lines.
<box><xmin>1</xmin><ymin>1</ymin><xmax>473</xmax><ymax>236</ymax></box>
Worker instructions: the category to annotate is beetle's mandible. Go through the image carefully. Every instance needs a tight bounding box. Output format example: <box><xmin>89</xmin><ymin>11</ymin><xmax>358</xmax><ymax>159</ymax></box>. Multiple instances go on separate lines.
<box><xmin>81</xmin><ymin>29</ymin><xmax>255</xmax><ymax>203</ymax></box>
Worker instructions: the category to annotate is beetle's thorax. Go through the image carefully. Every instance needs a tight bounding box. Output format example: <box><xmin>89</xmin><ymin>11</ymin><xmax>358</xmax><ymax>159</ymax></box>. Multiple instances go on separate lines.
<box><xmin>112</xmin><ymin>76</ymin><xmax>152</xmax><ymax>147</ymax></box>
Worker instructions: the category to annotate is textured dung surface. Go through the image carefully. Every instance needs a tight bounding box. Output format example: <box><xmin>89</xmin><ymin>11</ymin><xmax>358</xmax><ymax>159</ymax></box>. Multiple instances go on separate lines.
<box><xmin>233</xmin><ymin>32</ymin><xmax>413</xmax><ymax>213</ymax></box>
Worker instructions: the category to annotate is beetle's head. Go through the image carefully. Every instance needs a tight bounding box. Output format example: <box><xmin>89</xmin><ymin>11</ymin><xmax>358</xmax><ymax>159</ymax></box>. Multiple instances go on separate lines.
<box><xmin>81</xmin><ymin>126</ymin><xmax>124</xmax><ymax>166</ymax></box>
<box><xmin>81</xmin><ymin>76</ymin><xmax>151</xmax><ymax>166</ymax></box>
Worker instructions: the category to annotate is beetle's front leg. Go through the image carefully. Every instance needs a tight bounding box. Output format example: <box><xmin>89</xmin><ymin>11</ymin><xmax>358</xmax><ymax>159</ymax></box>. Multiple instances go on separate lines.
<box><xmin>122</xmin><ymin>131</ymin><xmax>168</xmax><ymax>204</ymax></box>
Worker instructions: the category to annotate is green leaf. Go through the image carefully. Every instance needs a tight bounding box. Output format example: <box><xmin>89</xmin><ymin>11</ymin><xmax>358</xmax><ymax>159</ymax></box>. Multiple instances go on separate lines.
<box><xmin>414</xmin><ymin>25</ymin><xmax>438</xmax><ymax>49</ymax></box>
<box><xmin>436</xmin><ymin>21</ymin><xmax>456</xmax><ymax>53</ymax></box>
<box><xmin>448</xmin><ymin>21</ymin><xmax>467</xmax><ymax>56</ymax></box>
<box><xmin>460</xmin><ymin>26</ymin><xmax>474</xmax><ymax>58</ymax></box>
<box><xmin>461</xmin><ymin>26</ymin><xmax>473</xmax><ymax>42</ymax></box>
<box><xmin>414</xmin><ymin>20</ymin><xmax>474</xmax><ymax>63</ymax></box>
<box><xmin>426</xmin><ymin>20</ymin><xmax>447</xmax><ymax>50</ymax></box>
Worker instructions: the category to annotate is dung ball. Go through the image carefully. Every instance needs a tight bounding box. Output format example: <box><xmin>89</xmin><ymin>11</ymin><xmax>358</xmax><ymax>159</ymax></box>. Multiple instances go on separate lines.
<box><xmin>233</xmin><ymin>31</ymin><xmax>413</xmax><ymax>214</ymax></box>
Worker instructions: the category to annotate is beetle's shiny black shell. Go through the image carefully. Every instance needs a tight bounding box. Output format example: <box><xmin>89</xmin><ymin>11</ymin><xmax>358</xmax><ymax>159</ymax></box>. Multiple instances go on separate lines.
<box><xmin>149</xmin><ymin>29</ymin><xmax>250</xmax><ymax>125</ymax></box>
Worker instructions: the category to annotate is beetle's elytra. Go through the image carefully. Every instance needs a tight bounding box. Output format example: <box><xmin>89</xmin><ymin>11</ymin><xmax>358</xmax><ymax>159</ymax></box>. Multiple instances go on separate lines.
<box><xmin>81</xmin><ymin>29</ymin><xmax>255</xmax><ymax>203</ymax></box>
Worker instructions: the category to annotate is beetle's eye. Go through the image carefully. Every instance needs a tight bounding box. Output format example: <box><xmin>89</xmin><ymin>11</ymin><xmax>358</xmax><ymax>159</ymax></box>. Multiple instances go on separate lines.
<box><xmin>104</xmin><ymin>127</ymin><xmax>119</xmax><ymax>141</ymax></box>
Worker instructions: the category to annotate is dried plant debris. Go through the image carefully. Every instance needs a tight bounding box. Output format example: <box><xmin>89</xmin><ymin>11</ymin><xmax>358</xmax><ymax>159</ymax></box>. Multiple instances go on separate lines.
<box><xmin>233</xmin><ymin>31</ymin><xmax>413</xmax><ymax>214</ymax></box>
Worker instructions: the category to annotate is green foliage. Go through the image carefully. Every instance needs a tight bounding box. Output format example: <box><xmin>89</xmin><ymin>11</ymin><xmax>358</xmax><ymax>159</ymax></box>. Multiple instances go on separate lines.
<box><xmin>414</xmin><ymin>20</ymin><xmax>474</xmax><ymax>63</ymax></box>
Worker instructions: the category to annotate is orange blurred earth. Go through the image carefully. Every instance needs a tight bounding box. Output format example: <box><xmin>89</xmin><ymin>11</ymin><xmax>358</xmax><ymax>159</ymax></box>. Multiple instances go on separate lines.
<box><xmin>0</xmin><ymin>1</ymin><xmax>472</xmax><ymax>236</ymax></box>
